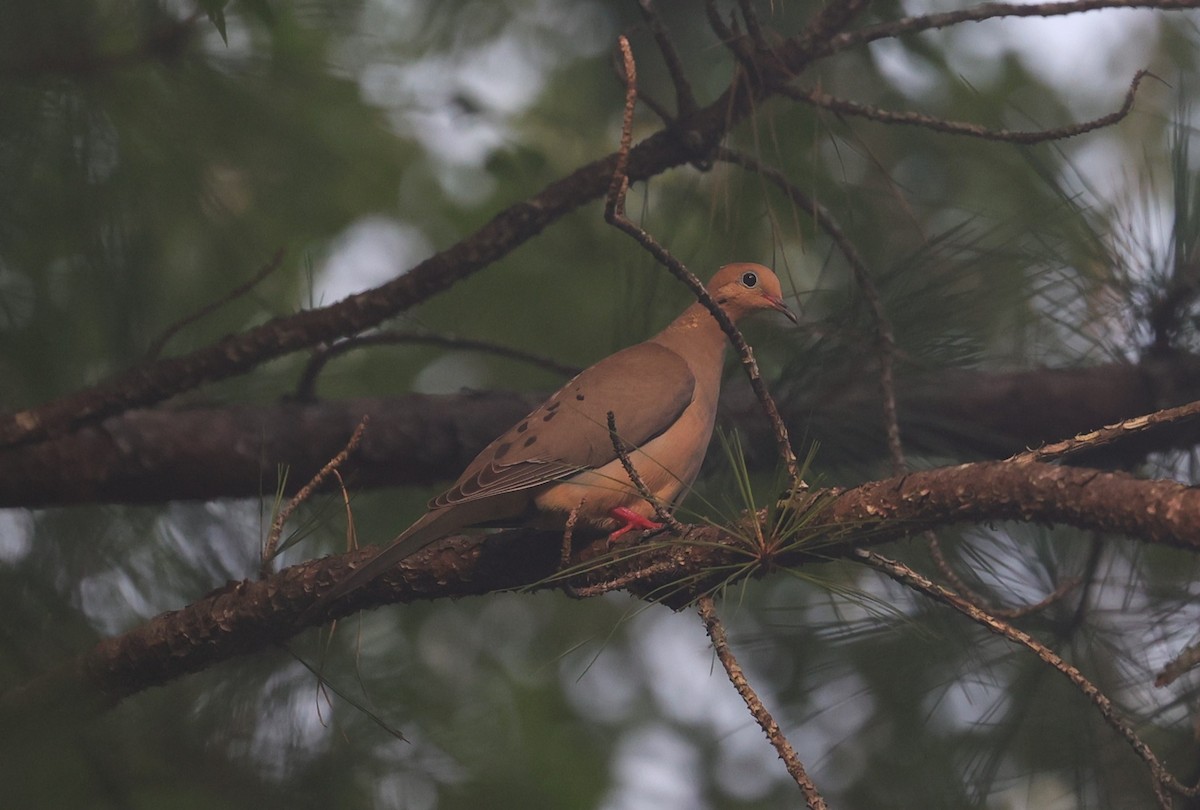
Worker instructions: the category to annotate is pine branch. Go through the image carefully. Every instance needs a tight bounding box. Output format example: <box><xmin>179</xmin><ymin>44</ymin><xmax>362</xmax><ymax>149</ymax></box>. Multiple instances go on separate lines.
<box><xmin>7</xmin><ymin>459</ymin><xmax>1200</xmax><ymax>715</ymax></box>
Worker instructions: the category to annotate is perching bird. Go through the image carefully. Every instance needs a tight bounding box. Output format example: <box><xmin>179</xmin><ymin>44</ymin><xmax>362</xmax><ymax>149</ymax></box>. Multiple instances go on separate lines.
<box><xmin>313</xmin><ymin>263</ymin><xmax>796</xmax><ymax>613</ymax></box>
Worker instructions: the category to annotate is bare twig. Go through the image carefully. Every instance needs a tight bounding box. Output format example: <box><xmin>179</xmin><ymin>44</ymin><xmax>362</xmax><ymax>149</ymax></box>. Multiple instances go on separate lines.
<box><xmin>560</xmin><ymin>498</ymin><xmax>586</xmax><ymax>571</ymax></box>
<box><xmin>1155</xmin><ymin>639</ymin><xmax>1200</xmax><ymax>687</ymax></box>
<box><xmin>736</xmin><ymin>0</ymin><xmax>770</xmax><ymax>52</ymax></box>
<box><xmin>605</xmin><ymin>37</ymin><xmax>801</xmax><ymax>484</ymax></box>
<box><xmin>698</xmin><ymin>595</ymin><xmax>828</xmax><ymax>808</ymax></box>
<box><xmin>636</xmin><ymin>0</ymin><xmax>697</xmax><ymax>117</ymax></box>
<box><xmin>715</xmin><ymin>147</ymin><xmax>904</xmax><ymax>472</ymax></box>
<box><xmin>567</xmin><ymin>555</ymin><xmax>691</xmax><ymax>598</ymax></box>
<box><xmin>780</xmin><ymin>70</ymin><xmax>1152</xmax><ymax>144</ymax></box>
<box><xmin>825</xmin><ymin>0</ymin><xmax>1200</xmax><ymax>59</ymax></box>
<box><xmin>261</xmin><ymin>416</ymin><xmax>369</xmax><ymax>577</ymax></box>
<box><xmin>146</xmin><ymin>249</ymin><xmax>286</xmax><ymax>360</ymax></box>
<box><xmin>705</xmin><ymin>0</ymin><xmax>758</xmax><ymax>76</ymax></box>
<box><xmin>926</xmin><ymin>532</ymin><xmax>1082</xmax><ymax>619</ymax></box>
<box><xmin>606</xmin><ymin>410</ymin><xmax>686</xmax><ymax>534</ymax></box>
<box><xmin>5</xmin><ymin>1</ymin><xmax>1194</xmax><ymax>453</ymax></box>
<box><xmin>856</xmin><ymin>549</ymin><xmax>1200</xmax><ymax>802</ymax></box>
<box><xmin>1013</xmin><ymin>397</ymin><xmax>1200</xmax><ymax>464</ymax></box>
<box><xmin>16</xmin><ymin>460</ymin><xmax>1200</xmax><ymax>712</ymax></box>
<box><xmin>294</xmin><ymin>330</ymin><xmax>580</xmax><ymax>401</ymax></box>
<box><xmin>712</xmin><ymin>148</ymin><xmax>1086</xmax><ymax>618</ymax></box>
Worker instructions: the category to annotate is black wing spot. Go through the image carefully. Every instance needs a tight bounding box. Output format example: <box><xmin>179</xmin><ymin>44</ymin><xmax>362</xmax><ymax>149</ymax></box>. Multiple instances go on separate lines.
<box><xmin>543</xmin><ymin>411</ymin><xmax>557</xmax><ymax>422</ymax></box>
<box><xmin>575</xmin><ymin>393</ymin><xmax>585</xmax><ymax>401</ymax></box>
<box><xmin>523</xmin><ymin>435</ymin><xmax>537</xmax><ymax>447</ymax></box>
<box><xmin>517</xmin><ymin>421</ymin><xmax>529</xmax><ymax>433</ymax></box>
<box><xmin>547</xmin><ymin>400</ymin><xmax>562</xmax><ymax>411</ymax></box>
<box><xmin>494</xmin><ymin>441</ymin><xmax>513</xmax><ymax>459</ymax></box>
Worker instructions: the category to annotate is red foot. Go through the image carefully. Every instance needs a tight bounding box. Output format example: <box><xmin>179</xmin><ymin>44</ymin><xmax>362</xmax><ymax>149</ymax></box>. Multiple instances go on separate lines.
<box><xmin>607</xmin><ymin>507</ymin><xmax>664</xmax><ymax>543</ymax></box>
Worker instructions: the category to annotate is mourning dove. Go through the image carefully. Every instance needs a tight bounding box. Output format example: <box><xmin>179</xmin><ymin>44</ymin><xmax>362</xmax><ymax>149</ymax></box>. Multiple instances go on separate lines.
<box><xmin>313</xmin><ymin>263</ymin><xmax>796</xmax><ymax>613</ymax></box>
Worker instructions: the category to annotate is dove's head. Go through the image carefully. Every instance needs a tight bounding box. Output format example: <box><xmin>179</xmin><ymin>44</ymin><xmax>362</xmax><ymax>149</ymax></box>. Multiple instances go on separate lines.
<box><xmin>710</xmin><ymin>263</ymin><xmax>798</xmax><ymax>325</ymax></box>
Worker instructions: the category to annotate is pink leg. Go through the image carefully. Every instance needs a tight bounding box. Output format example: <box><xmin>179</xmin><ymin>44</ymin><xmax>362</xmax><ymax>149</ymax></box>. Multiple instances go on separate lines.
<box><xmin>607</xmin><ymin>506</ymin><xmax>664</xmax><ymax>542</ymax></box>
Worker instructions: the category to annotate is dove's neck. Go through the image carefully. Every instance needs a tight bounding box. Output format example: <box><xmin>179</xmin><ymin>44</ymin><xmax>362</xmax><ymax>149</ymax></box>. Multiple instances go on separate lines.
<box><xmin>650</xmin><ymin>301</ymin><xmax>734</xmax><ymax>389</ymax></box>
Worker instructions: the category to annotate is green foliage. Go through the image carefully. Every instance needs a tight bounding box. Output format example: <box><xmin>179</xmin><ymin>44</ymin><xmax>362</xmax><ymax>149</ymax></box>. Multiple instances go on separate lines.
<box><xmin>5</xmin><ymin>1</ymin><xmax>1200</xmax><ymax>808</ymax></box>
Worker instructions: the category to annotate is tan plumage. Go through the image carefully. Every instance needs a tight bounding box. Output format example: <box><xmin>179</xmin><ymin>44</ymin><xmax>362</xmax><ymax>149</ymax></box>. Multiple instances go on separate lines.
<box><xmin>314</xmin><ymin>263</ymin><xmax>796</xmax><ymax>612</ymax></box>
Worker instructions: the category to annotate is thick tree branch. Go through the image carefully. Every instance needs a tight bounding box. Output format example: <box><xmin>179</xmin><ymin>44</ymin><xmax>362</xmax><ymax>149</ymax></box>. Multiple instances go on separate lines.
<box><xmin>7</xmin><ymin>460</ymin><xmax>1200</xmax><ymax>715</ymax></box>
<box><xmin>0</xmin><ymin>0</ymin><xmax>871</xmax><ymax>451</ymax></box>
<box><xmin>0</xmin><ymin>0</ymin><xmax>963</xmax><ymax>456</ymax></box>
<box><xmin>6</xmin><ymin>359</ymin><xmax>1200</xmax><ymax>508</ymax></box>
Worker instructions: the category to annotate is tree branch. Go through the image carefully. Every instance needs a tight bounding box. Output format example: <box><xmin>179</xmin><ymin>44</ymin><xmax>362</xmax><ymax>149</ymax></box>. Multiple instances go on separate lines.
<box><xmin>6</xmin><ymin>360</ymin><xmax>1200</xmax><ymax>508</ymax></box>
<box><xmin>698</xmin><ymin>596</ymin><xmax>827</xmax><ymax>808</ymax></box>
<box><xmin>8</xmin><ymin>459</ymin><xmax>1200</xmax><ymax>715</ymax></box>
<box><xmin>780</xmin><ymin>69</ymin><xmax>1151</xmax><ymax>144</ymax></box>
<box><xmin>823</xmin><ymin>0</ymin><xmax>1200</xmax><ymax>59</ymax></box>
<box><xmin>857</xmin><ymin>549</ymin><xmax>1199</xmax><ymax>801</ymax></box>
<box><xmin>0</xmin><ymin>0</ymin><xmax>871</xmax><ymax>451</ymax></box>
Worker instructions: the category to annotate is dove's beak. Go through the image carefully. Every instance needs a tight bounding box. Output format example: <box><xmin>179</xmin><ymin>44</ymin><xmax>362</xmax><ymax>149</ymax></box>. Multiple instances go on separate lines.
<box><xmin>768</xmin><ymin>295</ymin><xmax>799</xmax><ymax>324</ymax></box>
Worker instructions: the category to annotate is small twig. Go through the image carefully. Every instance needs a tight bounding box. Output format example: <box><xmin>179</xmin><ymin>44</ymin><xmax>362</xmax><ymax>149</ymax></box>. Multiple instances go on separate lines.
<box><xmin>294</xmin><ymin>330</ymin><xmax>580</xmax><ymax>401</ymax></box>
<box><xmin>705</xmin><ymin>0</ymin><xmax>757</xmax><ymax>75</ymax></box>
<box><xmin>825</xmin><ymin>0</ymin><xmax>1200</xmax><ymax>59</ymax></box>
<box><xmin>566</xmin><ymin>556</ymin><xmax>683</xmax><ymax>599</ymax></box>
<box><xmin>856</xmin><ymin>548</ymin><xmax>1200</xmax><ymax>802</ymax></box>
<box><xmin>1001</xmin><ymin>578</ymin><xmax>1085</xmax><ymax>619</ymax></box>
<box><xmin>715</xmin><ymin>147</ymin><xmax>904</xmax><ymax>472</ymax></box>
<box><xmin>261</xmin><ymin>416</ymin><xmax>369</xmax><ymax>577</ymax></box>
<box><xmin>636</xmin><ymin>0</ymin><xmax>697</xmax><ymax>117</ymax></box>
<box><xmin>698</xmin><ymin>595</ymin><xmax>828</xmax><ymax>808</ymax></box>
<box><xmin>560</xmin><ymin>497</ymin><xmax>586</xmax><ymax>571</ymax></box>
<box><xmin>704</xmin><ymin>0</ymin><xmax>737</xmax><ymax>45</ymax></box>
<box><xmin>736</xmin><ymin>0</ymin><xmax>770</xmax><ymax>52</ymax></box>
<box><xmin>605</xmin><ymin>37</ymin><xmax>800</xmax><ymax>485</ymax></box>
<box><xmin>1155</xmin><ymin>639</ymin><xmax>1200</xmax><ymax>688</ymax></box>
<box><xmin>330</xmin><ymin>468</ymin><xmax>357</xmax><ymax>558</ymax></box>
<box><xmin>780</xmin><ymin>70</ymin><xmax>1152</xmax><ymax>144</ymax></box>
<box><xmin>927</xmin><ymin>532</ymin><xmax>1082</xmax><ymax>619</ymax></box>
<box><xmin>923</xmin><ymin>523</ymin><xmax>1024</xmax><ymax>617</ymax></box>
<box><xmin>607</xmin><ymin>411</ymin><xmax>685</xmax><ymax>534</ymax></box>
<box><xmin>146</xmin><ymin>249</ymin><xmax>286</xmax><ymax>361</ymax></box>
<box><xmin>712</xmin><ymin>150</ymin><xmax>1068</xmax><ymax>623</ymax></box>
<box><xmin>1012</xmin><ymin>398</ymin><xmax>1200</xmax><ymax>464</ymax></box>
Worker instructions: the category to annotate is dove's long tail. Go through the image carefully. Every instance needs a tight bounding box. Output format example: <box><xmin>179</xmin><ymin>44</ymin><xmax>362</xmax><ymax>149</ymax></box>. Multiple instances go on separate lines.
<box><xmin>300</xmin><ymin>507</ymin><xmax>456</xmax><ymax>623</ymax></box>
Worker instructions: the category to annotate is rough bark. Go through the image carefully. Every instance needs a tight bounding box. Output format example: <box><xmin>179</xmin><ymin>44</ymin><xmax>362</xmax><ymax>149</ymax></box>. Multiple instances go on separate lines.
<box><xmin>5</xmin><ymin>460</ymin><xmax>1198</xmax><ymax>716</ymax></box>
<box><xmin>6</xmin><ymin>357</ymin><xmax>1200</xmax><ymax>507</ymax></box>
<box><xmin>0</xmin><ymin>0</ymin><xmax>878</xmax><ymax>451</ymax></box>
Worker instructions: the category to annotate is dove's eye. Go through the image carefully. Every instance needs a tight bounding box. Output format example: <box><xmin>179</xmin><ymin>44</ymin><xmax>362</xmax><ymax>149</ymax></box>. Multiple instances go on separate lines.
<box><xmin>741</xmin><ymin>271</ymin><xmax>758</xmax><ymax>288</ymax></box>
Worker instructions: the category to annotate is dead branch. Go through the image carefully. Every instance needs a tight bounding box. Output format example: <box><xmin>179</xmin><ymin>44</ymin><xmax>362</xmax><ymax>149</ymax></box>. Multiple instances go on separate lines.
<box><xmin>606</xmin><ymin>410</ymin><xmax>687</xmax><ymax>534</ymax></box>
<box><xmin>1014</xmin><ymin>396</ymin><xmax>1200</xmax><ymax>463</ymax></box>
<box><xmin>9</xmin><ymin>459</ymin><xmax>1200</xmax><ymax>715</ymax></box>
<box><xmin>605</xmin><ymin>35</ymin><xmax>801</xmax><ymax>485</ymax></box>
<box><xmin>261</xmin><ymin>416</ymin><xmax>369</xmax><ymax>576</ymax></box>
<box><xmin>857</xmin><ymin>549</ymin><xmax>1199</xmax><ymax>802</ymax></box>
<box><xmin>781</xmin><ymin>70</ymin><xmax>1151</xmax><ymax>144</ymax></box>
<box><xmin>713</xmin><ymin>146</ymin><xmax>905</xmax><ymax>472</ymax></box>
<box><xmin>636</xmin><ymin>0</ymin><xmax>698</xmax><ymax>117</ymax></box>
<box><xmin>698</xmin><ymin>595</ymin><xmax>828</xmax><ymax>808</ymax></box>
<box><xmin>4</xmin><ymin>0</ymin><xmax>1193</xmax><ymax>451</ymax></box>
<box><xmin>145</xmin><ymin>249</ymin><xmax>286</xmax><ymax>361</ymax></box>
<box><xmin>825</xmin><ymin>0</ymin><xmax>1200</xmax><ymax>59</ymax></box>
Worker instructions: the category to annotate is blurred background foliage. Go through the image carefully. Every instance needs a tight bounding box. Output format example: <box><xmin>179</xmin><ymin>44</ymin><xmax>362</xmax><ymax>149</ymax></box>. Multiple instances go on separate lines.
<box><xmin>3</xmin><ymin>0</ymin><xmax>1200</xmax><ymax>807</ymax></box>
